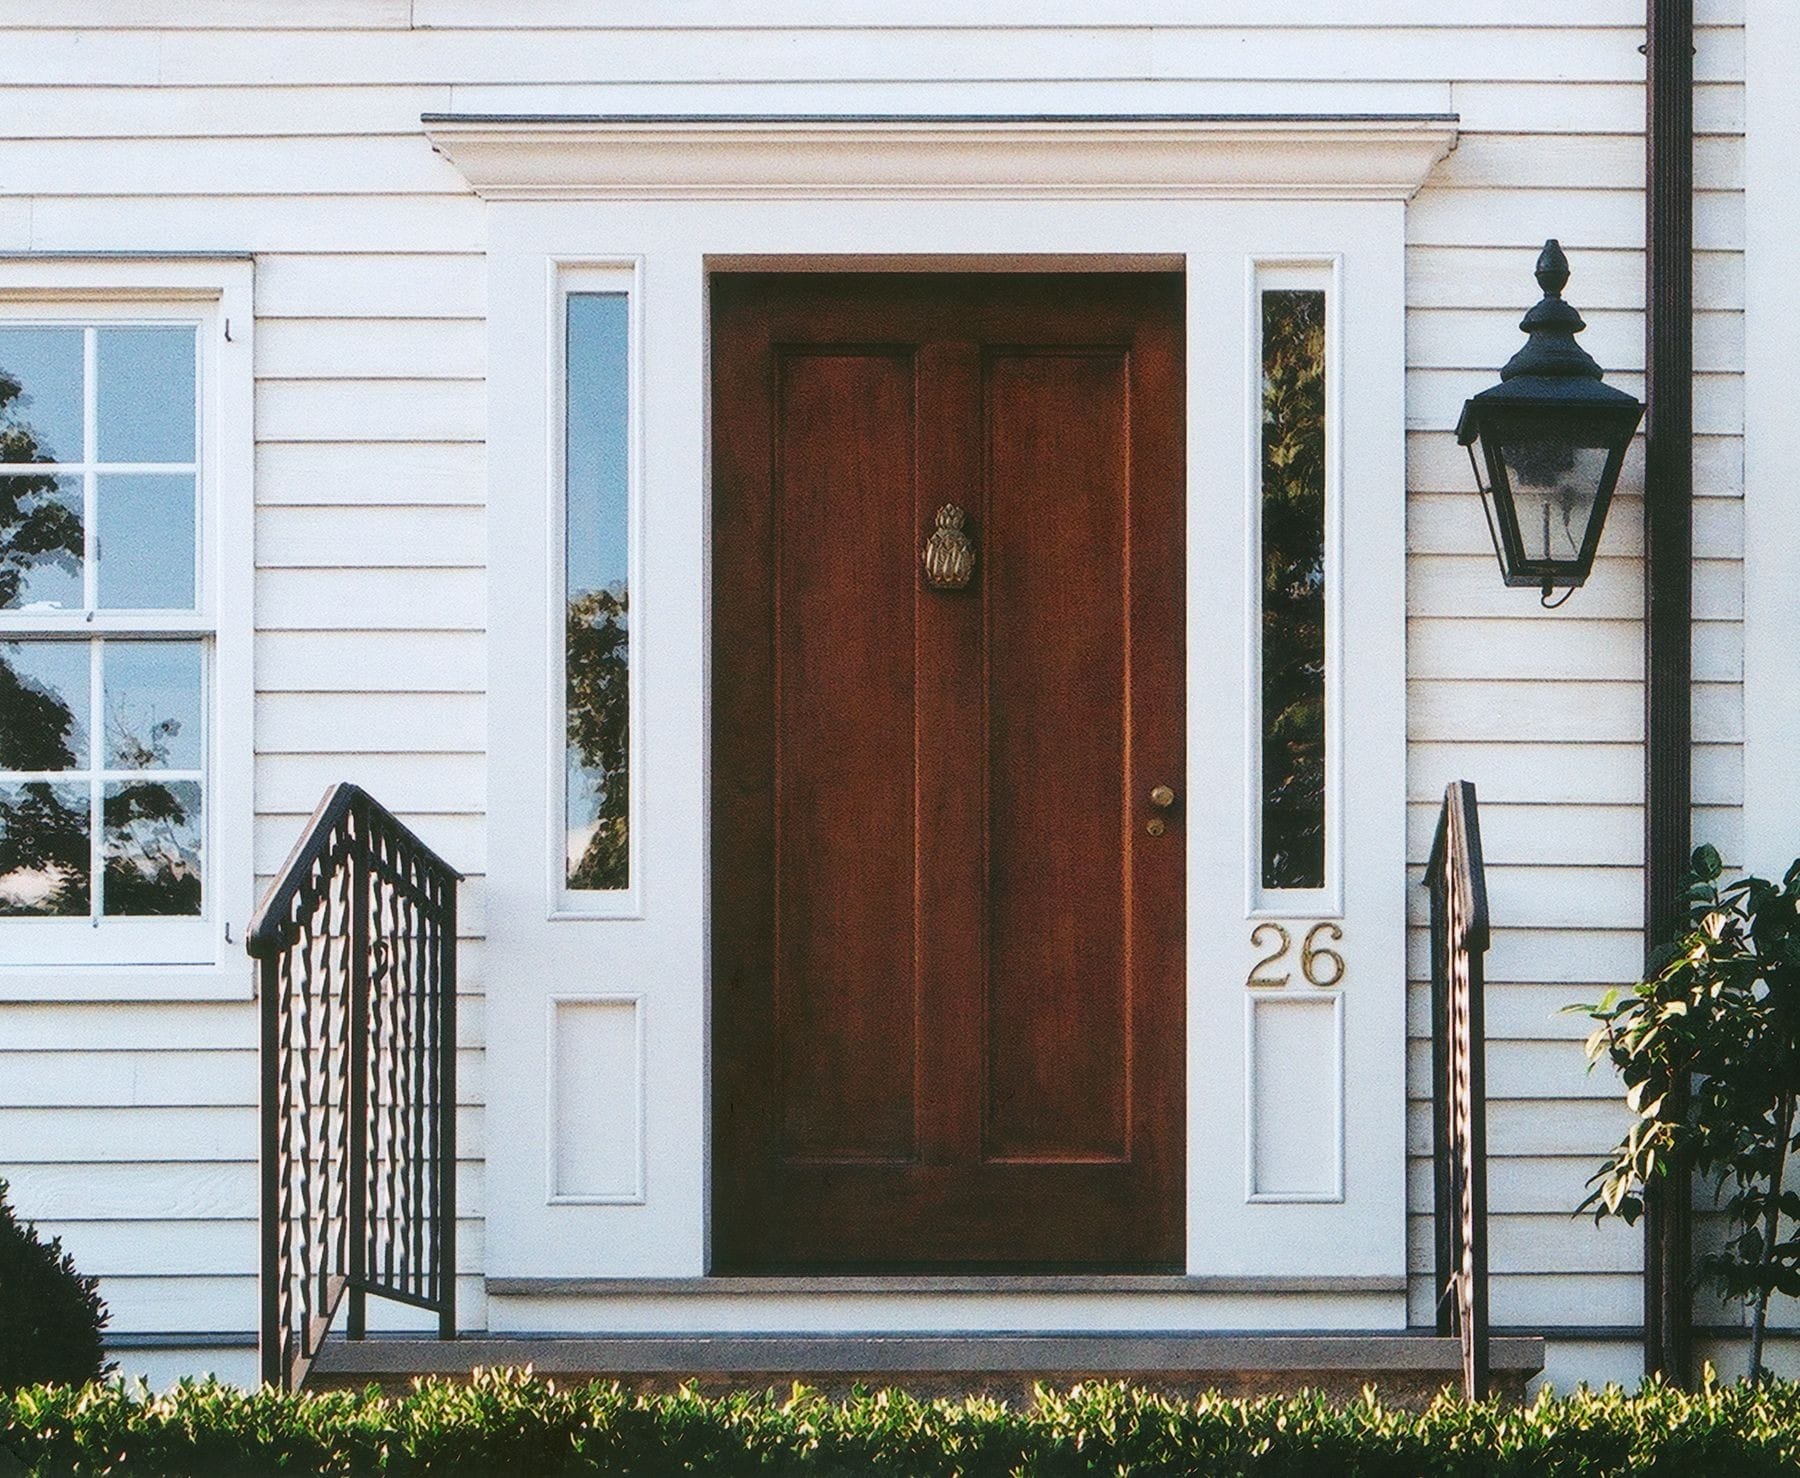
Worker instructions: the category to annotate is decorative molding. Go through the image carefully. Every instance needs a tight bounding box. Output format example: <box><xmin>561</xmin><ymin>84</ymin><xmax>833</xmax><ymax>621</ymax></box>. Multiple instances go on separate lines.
<box><xmin>423</xmin><ymin>113</ymin><xmax>1458</xmax><ymax>201</ymax></box>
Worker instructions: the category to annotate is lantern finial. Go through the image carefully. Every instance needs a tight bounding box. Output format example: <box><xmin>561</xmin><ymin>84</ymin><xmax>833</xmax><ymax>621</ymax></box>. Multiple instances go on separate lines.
<box><xmin>1502</xmin><ymin>238</ymin><xmax>1601</xmax><ymax>383</ymax></box>
<box><xmin>1534</xmin><ymin>238</ymin><xmax>1570</xmax><ymax>298</ymax></box>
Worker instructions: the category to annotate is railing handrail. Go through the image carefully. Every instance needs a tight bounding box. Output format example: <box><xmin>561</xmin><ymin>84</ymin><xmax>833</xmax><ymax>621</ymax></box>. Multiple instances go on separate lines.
<box><xmin>1427</xmin><ymin>778</ymin><xmax>1491</xmax><ymax>1402</ymax></box>
<box><xmin>249</xmin><ymin>782</ymin><xmax>460</xmax><ymax>957</ymax></box>
<box><xmin>259</xmin><ymin>782</ymin><xmax>460</xmax><ymax>1391</ymax></box>
<box><xmin>1425</xmin><ymin>780</ymin><xmax>1489</xmax><ymax>951</ymax></box>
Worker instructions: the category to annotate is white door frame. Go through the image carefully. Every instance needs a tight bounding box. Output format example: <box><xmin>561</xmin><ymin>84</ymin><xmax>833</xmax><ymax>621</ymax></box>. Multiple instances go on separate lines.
<box><xmin>451</xmin><ymin>115</ymin><xmax>1451</xmax><ymax>1331</ymax></box>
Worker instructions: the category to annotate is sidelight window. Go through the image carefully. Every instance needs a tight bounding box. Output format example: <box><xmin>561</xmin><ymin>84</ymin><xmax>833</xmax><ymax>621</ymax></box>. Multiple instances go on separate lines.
<box><xmin>558</xmin><ymin>277</ymin><xmax>638</xmax><ymax>911</ymax></box>
<box><xmin>1254</xmin><ymin>268</ymin><xmax>1337</xmax><ymax>906</ymax></box>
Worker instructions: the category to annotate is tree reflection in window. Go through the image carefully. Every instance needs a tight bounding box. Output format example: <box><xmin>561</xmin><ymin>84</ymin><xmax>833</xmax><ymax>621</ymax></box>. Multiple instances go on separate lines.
<box><xmin>564</xmin><ymin>292</ymin><xmax>630</xmax><ymax>893</ymax></box>
<box><xmin>0</xmin><ymin>645</ymin><xmax>88</xmax><ymax>915</ymax></box>
<box><xmin>0</xmin><ymin>352</ymin><xmax>90</xmax><ymax>913</ymax></box>
<box><xmin>566</xmin><ymin>587</ymin><xmax>628</xmax><ymax>890</ymax></box>
<box><xmin>2</xmin><ymin>351</ymin><xmax>85</xmax><ymax>612</ymax></box>
<box><xmin>0</xmin><ymin>640</ymin><xmax>201</xmax><ymax>917</ymax></box>
<box><xmin>1260</xmin><ymin>289</ymin><xmax>1327</xmax><ymax>891</ymax></box>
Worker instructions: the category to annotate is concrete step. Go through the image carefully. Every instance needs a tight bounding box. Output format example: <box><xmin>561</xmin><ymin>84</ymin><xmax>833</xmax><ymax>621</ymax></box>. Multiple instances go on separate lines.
<box><xmin>309</xmin><ymin>1331</ymin><xmax>1544</xmax><ymax>1404</ymax></box>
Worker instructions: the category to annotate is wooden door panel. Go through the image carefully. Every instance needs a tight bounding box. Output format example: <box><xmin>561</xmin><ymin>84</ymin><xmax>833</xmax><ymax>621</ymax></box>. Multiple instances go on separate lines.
<box><xmin>773</xmin><ymin>348</ymin><xmax>920</xmax><ymax>1163</ymax></box>
<box><xmin>983</xmin><ymin>349</ymin><xmax>1130</xmax><ymax>1165</ymax></box>
<box><xmin>713</xmin><ymin>273</ymin><xmax>1184</xmax><ymax>1271</ymax></box>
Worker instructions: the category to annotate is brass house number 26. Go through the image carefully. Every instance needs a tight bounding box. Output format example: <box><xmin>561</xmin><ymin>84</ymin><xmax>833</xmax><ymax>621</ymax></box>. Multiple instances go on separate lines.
<box><xmin>1247</xmin><ymin>921</ymin><xmax>1346</xmax><ymax>990</ymax></box>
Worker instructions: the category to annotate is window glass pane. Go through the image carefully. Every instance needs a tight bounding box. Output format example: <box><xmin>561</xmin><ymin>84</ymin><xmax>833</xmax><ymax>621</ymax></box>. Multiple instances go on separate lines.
<box><xmin>0</xmin><ymin>640</ymin><xmax>89</xmax><ymax>770</ymax></box>
<box><xmin>97</xmin><ymin>472</ymin><xmax>196</xmax><ymax>609</ymax></box>
<box><xmin>0</xmin><ymin>328</ymin><xmax>83</xmax><ymax>465</ymax></box>
<box><xmin>96</xmin><ymin>326</ymin><xmax>195</xmax><ymax>464</ymax></box>
<box><xmin>104</xmin><ymin>640</ymin><xmax>202</xmax><ymax>770</ymax></box>
<box><xmin>103</xmin><ymin>778</ymin><xmax>201</xmax><ymax>916</ymax></box>
<box><xmin>564</xmin><ymin>292</ymin><xmax>630</xmax><ymax>893</ymax></box>
<box><xmin>1498</xmin><ymin>440</ymin><xmax>1609</xmax><ymax>566</ymax></box>
<box><xmin>0</xmin><ymin>473</ymin><xmax>83</xmax><ymax>610</ymax></box>
<box><xmin>1260</xmin><ymin>288</ymin><xmax>1327</xmax><ymax>891</ymax></box>
<box><xmin>0</xmin><ymin>782</ymin><xmax>89</xmax><ymax>917</ymax></box>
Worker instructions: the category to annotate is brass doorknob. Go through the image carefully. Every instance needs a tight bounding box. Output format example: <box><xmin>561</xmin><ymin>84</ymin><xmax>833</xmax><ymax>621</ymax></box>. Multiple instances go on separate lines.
<box><xmin>1149</xmin><ymin>785</ymin><xmax>1177</xmax><ymax>809</ymax></box>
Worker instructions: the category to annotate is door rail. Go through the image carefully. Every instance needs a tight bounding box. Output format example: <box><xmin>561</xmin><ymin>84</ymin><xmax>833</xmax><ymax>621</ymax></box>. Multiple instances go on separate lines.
<box><xmin>1426</xmin><ymin>779</ymin><xmax>1492</xmax><ymax>1400</ymax></box>
<box><xmin>250</xmin><ymin>783</ymin><xmax>459</xmax><ymax>1392</ymax></box>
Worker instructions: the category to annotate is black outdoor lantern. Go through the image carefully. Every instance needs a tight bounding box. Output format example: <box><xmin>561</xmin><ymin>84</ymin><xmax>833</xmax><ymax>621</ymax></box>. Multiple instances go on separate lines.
<box><xmin>1457</xmin><ymin>239</ymin><xmax>1644</xmax><ymax>604</ymax></box>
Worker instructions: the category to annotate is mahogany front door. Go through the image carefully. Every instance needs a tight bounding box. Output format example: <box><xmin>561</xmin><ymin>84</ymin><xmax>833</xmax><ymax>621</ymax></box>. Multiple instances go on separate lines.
<box><xmin>711</xmin><ymin>273</ymin><xmax>1185</xmax><ymax>1271</ymax></box>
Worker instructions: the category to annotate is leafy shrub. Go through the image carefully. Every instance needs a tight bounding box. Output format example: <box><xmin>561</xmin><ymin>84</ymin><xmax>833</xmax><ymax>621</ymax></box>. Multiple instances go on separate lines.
<box><xmin>6</xmin><ymin>1369</ymin><xmax>1800</xmax><ymax>1476</ymax></box>
<box><xmin>1576</xmin><ymin>845</ymin><xmax>1800</xmax><ymax>1381</ymax></box>
<box><xmin>0</xmin><ymin>1179</ymin><xmax>111</xmax><ymax>1392</ymax></box>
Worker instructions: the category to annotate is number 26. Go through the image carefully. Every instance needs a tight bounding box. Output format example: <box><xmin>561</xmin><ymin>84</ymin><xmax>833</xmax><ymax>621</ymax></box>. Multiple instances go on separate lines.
<box><xmin>1247</xmin><ymin>921</ymin><xmax>1346</xmax><ymax>989</ymax></box>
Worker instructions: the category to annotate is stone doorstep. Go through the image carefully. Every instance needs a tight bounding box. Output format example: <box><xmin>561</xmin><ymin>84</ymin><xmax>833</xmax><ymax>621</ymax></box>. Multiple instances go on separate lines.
<box><xmin>308</xmin><ymin>1333</ymin><xmax>1545</xmax><ymax>1404</ymax></box>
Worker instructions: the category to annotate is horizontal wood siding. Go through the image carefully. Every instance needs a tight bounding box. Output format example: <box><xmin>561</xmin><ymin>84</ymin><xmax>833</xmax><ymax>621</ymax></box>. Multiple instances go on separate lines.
<box><xmin>0</xmin><ymin>2</ymin><xmax>1743</xmax><ymax>1379</ymax></box>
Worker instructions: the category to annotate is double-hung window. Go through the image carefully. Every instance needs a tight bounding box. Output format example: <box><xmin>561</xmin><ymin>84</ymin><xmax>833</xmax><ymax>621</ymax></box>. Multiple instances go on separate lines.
<box><xmin>0</xmin><ymin>262</ymin><xmax>251</xmax><ymax>985</ymax></box>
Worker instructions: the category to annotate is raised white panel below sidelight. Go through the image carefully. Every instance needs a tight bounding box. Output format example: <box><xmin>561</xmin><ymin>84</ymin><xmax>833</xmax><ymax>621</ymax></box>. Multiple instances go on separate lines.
<box><xmin>549</xmin><ymin>997</ymin><xmax>643</xmax><ymax>1203</ymax></box>
<box><xmin>1247</xmin><ymin>994</ymin><xmax>1343</xmax><ymax>1202</ymax></box>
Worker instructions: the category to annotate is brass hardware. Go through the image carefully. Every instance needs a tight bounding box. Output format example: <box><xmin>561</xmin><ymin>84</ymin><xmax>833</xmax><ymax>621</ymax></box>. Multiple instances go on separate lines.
<box><xmin>922</xmin><ymin>503</ymin><xmax>975</xmax><ymax>590</ymax></box>
<box><xmin>1145</xmin><ymin>817</ymin><xmax>1166</xmax><ymax>837</ymax></box>
<box><xmin>1247</xmin><ymin>922</ymin><xmax>1293</xmax><ymax>988</ymax></box>
<box><xmin>1149</xmin><ymin>784</ymin><xmax>1177</xmax><ymax>809</ymax></box>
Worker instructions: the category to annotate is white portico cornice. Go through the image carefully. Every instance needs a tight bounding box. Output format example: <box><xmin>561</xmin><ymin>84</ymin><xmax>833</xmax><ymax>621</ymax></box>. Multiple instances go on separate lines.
<box><xmin>422</xmin><ymin>113</ymin><xmax>1458</xmax><ymax>202</ymax></box>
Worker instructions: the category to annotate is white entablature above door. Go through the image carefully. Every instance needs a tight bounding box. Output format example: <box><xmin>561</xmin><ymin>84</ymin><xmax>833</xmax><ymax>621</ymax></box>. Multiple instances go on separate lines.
<box><xmin>423</xmin><ymin>112</ymin><xmax>1457</xmax><ymax>200</ymax></box>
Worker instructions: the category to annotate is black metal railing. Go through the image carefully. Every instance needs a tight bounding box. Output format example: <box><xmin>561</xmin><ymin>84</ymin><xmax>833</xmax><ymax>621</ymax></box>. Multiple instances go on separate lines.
<box><xmin>251</xmin><ymin>783</ymin><xmax>459</xmax><ymax>1392</ymax></box>
<box><xmin>1427</xmin><ymin>779</ymin><xmax>1491</xmax><ymax>1400</ymax></box>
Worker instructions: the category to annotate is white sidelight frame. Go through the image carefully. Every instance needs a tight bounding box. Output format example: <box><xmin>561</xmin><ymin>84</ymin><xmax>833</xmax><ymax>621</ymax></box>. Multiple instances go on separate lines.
<box><xmin>1246</xmin><ymin>257</ymin><xmax>1344</xmax><ymax>920</ymax></box>
<box><xmin>453</xmin><ymin>114</ymin><xmax>1448</xmax><ymax>1325</ymax></box>
<box><xmin>0</xmin><ymin>255</ymin><xmax>254</xmax><ymax>1001</ymax></box>
<box><xmin>549</xmin><ymin>260</ymin><xmax>644</xmax><ymax>920</ymax></box>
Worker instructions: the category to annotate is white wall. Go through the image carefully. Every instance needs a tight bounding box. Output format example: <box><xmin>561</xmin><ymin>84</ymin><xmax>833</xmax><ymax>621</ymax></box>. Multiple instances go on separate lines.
<box><xmin>0</xmin><ymin>0</ymin><xmax>1751</xmax><ymax>1385</ymax></box>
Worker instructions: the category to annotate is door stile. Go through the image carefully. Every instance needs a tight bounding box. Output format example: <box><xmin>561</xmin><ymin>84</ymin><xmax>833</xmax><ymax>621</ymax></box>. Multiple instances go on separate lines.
<box><xmin>1127</xmin><ymin>304</ymin><xmax>1188</xmax><ymax>1245</ymax></box>
<box><xmin>916</xmin><ymin>338</ymin><xmax>986</xmax><ymax>1174</ymax></box>
<box><xmin>709</xmin><ymin>290</ymin><xmax>778</xmax><ymax>1257</ymax></box>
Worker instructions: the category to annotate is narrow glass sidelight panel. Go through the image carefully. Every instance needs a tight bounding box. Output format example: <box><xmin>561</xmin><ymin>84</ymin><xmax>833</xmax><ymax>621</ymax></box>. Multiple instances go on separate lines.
<box><xmin>1259</xmin><ymin>288</ymin><xmax>1328</xmax><ymax>893</ymax></box>
<box><xmin>563</xmin><ymin>292</ymin><xmax>631</xmax><ymax>894</ymax></box>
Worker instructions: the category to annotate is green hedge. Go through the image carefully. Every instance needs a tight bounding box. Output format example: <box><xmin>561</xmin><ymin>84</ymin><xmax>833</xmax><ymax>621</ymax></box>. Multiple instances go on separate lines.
<box><xmin>6</xmin><ymin>1370</ymin><xmax>1800</xmax><ymax>1477</ymax></box>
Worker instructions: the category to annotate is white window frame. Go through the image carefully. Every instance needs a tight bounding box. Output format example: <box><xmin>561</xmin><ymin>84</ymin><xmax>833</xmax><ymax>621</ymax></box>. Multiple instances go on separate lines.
<box><xmin>1246</xmin><ymin>257</ymin><xmax>1344</xmax><ymax>920</ymax></box>
<box><xmin>548</xmin><ymin>260</ymin><xmax>643</xmax><ymax>920</ymax></box>
<box><xmin>0</xmin><ymin>256</ymin><xmax>253</xmax><ymax>1001</ymax></box>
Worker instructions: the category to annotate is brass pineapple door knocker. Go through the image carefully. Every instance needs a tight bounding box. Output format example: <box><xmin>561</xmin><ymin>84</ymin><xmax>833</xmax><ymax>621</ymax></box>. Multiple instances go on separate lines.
<box><xmin>922</xmin><ymin>502</ymin><xmax>975</xmax><ymax>590</ymax></box>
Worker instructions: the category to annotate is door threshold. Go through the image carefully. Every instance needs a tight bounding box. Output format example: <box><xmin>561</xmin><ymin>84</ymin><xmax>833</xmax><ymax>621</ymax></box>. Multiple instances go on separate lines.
<box><xmin>486</xmin><ymin>1274</ymin><xmax>1407</xmax><ymax>1297</ymax></box>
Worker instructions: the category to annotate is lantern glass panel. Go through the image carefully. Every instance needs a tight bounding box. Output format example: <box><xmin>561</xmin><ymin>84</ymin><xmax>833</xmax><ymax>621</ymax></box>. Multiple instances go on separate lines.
<box><xmin>1494</xmin><ymin>437</ymin><xmax>1610</xmax><ymax>569</ymax></box>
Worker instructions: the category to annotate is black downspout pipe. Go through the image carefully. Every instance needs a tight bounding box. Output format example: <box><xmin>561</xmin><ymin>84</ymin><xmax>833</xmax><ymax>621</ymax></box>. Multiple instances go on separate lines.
<box><xmin>1642</xmin><ymin>0</ymin><xmax>1694</xmax><ymax>1386</ymax></box>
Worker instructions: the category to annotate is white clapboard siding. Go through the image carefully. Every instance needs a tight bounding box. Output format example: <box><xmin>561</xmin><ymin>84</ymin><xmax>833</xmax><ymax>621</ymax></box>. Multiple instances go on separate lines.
<box><xmin>0</xmin><ymin>85</ymin><xmax>450</xmax><ymax>138</ymax></box>
<box><xmin>255</xmin><ymin>506</ymin><xmax>485</xmax><ymax>568</ymax></box>
<box><xmin>256</xmin><ymin>749</ymin><xmax>485</xmax><ymax>810</ymax></box>
<box><xmin>256</xmin><ymin>442</ymin><xmax>485</xmax><ymax>506</ymax></box>
<box><xmin>0</xmin><ymin>5</ymin><xmax>1745</xmax><ymax>1371</ymax></box>
<box><xmin>256</xmin><ymin>631</ymin><xmax>486</xmax><ymax>693</ymax></box>
<box><xmin>256</xmin><ymin>320</ymin><xmax>487</xmax><ymax>380</ymax></box>
<box><xmin>255</xmin><ymin>378</ymin><xmax>485</xmax><ymax>445</ymax></box>
<box><xmin>255</xmin><ymin>254</ymin><xmax>485</xmax><ymax>321</ymax></box>
<box><xmin>255</xmin><ymin>569</ymin><xmax>486</xmax><ymax>632</ymax></box>
<box><xmin>0</xmin><ymin>136</ymin><xmax>469</xmax><ymax>196</ymax></box>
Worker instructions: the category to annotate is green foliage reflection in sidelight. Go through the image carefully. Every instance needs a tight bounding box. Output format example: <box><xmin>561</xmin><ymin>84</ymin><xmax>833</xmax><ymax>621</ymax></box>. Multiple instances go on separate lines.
<box><xmin>564</xmin><ymin>293</ymin><xmax>630</xmax><ymax>892</ymax></box>
<box><xmin>1260</xmin><ymin>289</ymin><xmax>1327</xmax><ymax>891</ymax></box>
